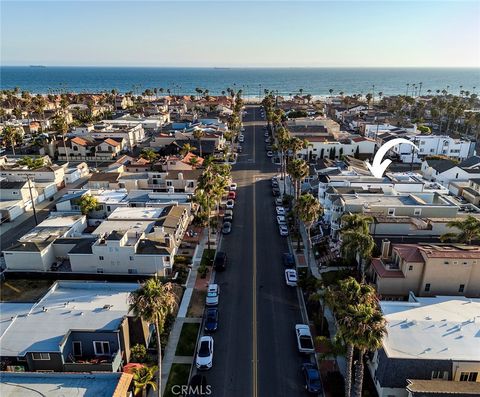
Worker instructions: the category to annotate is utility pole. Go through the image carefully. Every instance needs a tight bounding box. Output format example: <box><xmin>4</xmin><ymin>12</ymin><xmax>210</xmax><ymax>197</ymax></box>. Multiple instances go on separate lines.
<box><xmin>26</xmin><ymin>175</ymin><xmax>38</xmax><ymax>226</ymax></box>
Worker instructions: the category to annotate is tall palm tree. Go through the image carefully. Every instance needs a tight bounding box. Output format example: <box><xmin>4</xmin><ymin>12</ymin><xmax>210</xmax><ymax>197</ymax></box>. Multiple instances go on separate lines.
<box><xmin>53</xmin><ymin>112</ymin><xmax>70</xmax><ymax>162</ymax></box>
<box><xmin>287</xmin><ymin>158</ymin><xmax>309</xmax><ymax>201</ymax></box>
<box><xmin>193</xmin><ymin>129</ymin><xmax>205</xmax><ymax>157</ymax></box>
<box><xmin>341</xmin><ymin>229</ymin><xmax>375</xmax><ymax>281</ymax></box>
<box><xmin>327</xmin><ymin>278</ymin><xmax>378</xmax><ymax>397</ymax></box>
<box><xmin>440</xmin><ymin>215</ymin><xmax>480</xmax><ymax>244</ymax></box>
<box><xmin>140</xmin><ymin>148</ymin><xmax>159</xmax><ymax>163</ymax></box>
<box><xmin>351</xmin><ymin>305</ymin><xmax>387</xmax><ymax>397</ymax></box>
<box><xmin>295</xmin><ymin>193</ymin><xmax>322</xmax><ymax>266</ymax></box>
<box><xmin>129</xmin><ymin>280</ymin><xmax>178</xmax><ymax>397</ymax></box>
<box><xmin>132</xmin><ymin>365</ymin><xmax>158</xmax><ymax>397</ymax></box>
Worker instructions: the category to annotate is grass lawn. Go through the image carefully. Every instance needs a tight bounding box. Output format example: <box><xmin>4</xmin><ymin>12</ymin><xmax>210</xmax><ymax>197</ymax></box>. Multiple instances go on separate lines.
<box><xmin>175</xmin><ymin>322</ymin><xmax>200</xmax><ymax>356</ymax></box>
<box><xmin>1</xmin><ymin>279</ymin><xmax>53</xmax><ymax>302</ymax></box>
<box><xmin>163</xmin><ymin>363</ymin><xmax>191</xmax><ymax>397</ymax></box>
<box><xmin>200</xmin><ymin>248</ymin><xmax>215</xmax><ymax>268</ymax></box>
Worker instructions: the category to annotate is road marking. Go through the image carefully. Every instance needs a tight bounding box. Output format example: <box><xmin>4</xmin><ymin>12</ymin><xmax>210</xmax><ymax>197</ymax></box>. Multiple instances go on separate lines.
<box><xmin>252</xmin><ymin>107</ymin><xmax>258</xmax><ymax>397</ymax></box>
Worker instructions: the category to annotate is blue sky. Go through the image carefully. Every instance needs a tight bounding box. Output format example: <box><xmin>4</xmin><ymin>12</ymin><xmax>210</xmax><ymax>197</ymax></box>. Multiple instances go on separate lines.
<box><xmin>1</xmin><ymin>1</ymin><xmax>479</xmax><ymax>67</ymax></box>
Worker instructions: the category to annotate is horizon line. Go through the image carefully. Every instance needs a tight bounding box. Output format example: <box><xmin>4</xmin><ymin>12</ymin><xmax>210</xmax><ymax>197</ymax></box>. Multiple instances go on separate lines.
<box><xmin>2</xmin><ymin>65</ymin><xmax>480</xmax><ymax>69</ymax></box>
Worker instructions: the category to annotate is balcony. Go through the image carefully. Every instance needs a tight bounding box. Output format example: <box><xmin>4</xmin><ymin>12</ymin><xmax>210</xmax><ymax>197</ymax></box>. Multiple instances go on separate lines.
<box><xmin>63</xmin><ymin>349</ymin><xmax>123</xmax><ymax>372</ymax></box>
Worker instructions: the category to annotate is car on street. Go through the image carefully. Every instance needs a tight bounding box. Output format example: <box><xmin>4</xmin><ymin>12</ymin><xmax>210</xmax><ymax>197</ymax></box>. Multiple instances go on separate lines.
<box><xmin>275</xmin><ymin>197</ymin><xmax>283</xmax><ymax>206</ymax></box>
<box><xmin>266</xmin><ymin>151</ymin><xmax>273</xmax><ymax>157</ymax></box>
<box><xmin>295</xmin><ymin>324</ymin><xmax>315</xmax><ymax>354</ymax></box>
<box><xmin>262</xmin><ymin>126</ymin><xmax>267</xmax><ymax>130</ymax></box>
<box><xmin>264</xmin><ymin>138</ymin><xmax>270</xmax><ymax>143</ymax></box>
<box><xmin>196</xmin><ymin>336</ymin><xmax>214</xmax><ymax>370</ymax></box>
<box><xmin>285</xmin><ymin>269</ymin><xmax>298</xmax><ymax>286</ymax></box>
<box><xmin>222</xmin><ymin>221</ymin><xmax>232</xmax><ymax>234</ymax></box>
<box><xmin>229</xmin><ymin>183</ymin><xmax>237</xmax><ymax>191</ymax></box>
<box><xmin>301</xmin><ymin>363</ymin><xmax>323</xmax><ymax>394</ymax></box>
<box><xmin>283</xmin><ymin>253</ymin><xmax>295</xmax><ymax>267</ymax></box>
<box><xmin>187</xmin><ymin>374</ymin><xmax>208</xmax><ymax>397</ymax></box>
<box><xmin>241</xmin><ymin>127</ymin><xmax>245</xmax><ymax>132</ymax></box>
<box><xmin>206</xmin><ymin>284</ymin><xmax>220</xmax><ymax>306</ymax></box>
<box><xmin>214</xmin><ymin>251</ymin><xmax>227</xmax><ymax>271</ymax></box>
<box><xmin>276</xmin><ymin>215</ymin><xmax>287</xmax><ymax>225</ymax></box>
<box><xmin>204</xmin><ymin>308</ymin><xmax>219</xmax><ymax>332</ymax></box>
<box><xmin>272</xmin><ymin>188</ymin><xmax>280</xmax><ymax>197</ymax></box>
<box><xmin>276</xmin><ymin>206</ymin><xmax>285</xmax><ymax>215</ymax></box>
<box><xmin>272</xmin><ymin>179</ymin><xmax>279</xmax><ymax>187</ymax></box>
<box><xmin>227</xmin><ymin>191</ymin><xmax>236</xmax><ymax>200</ymax></box>
<box><xmin>279</xmin><ymin>224</ymin><xmax>289</xmax><ymax>236</ymax></box>
<box><xmin>237</xmin><ymin>146</ymin><xmax>243</xmax><ymax>153</ymax></box>
<box><xmin>226</xmin><ymin>199</ymin><xmax>235</xmax><ymax>209</ymax></box>
<box><xmin>238</xmin><ymin>135</ymin><xmax>245</xmax><ymax>143</ymax></box>
<box><xmin>264</xmin><ymin>132</ymin><xmax>269</xmax><ymax>137</ymax></box>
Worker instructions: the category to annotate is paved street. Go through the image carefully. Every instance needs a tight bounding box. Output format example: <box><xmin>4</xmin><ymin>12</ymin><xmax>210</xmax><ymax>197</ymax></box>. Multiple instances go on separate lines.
<box><xmin>207</xmin><ymin>106</ymin><xmax>308</xmax><ymax>397</ymax></box>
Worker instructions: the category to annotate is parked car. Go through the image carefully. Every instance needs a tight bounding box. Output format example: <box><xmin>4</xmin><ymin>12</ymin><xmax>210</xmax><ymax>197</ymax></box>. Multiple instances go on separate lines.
<box><xmin>204</xmin><ymin>308</ymin><xmax>219</xmax><ymax>332</ymax></box>
<box><xmin>196</xmin><ymin>336</ymin><xmax>214</xmax><ymax>370</ymax></box>
<box><xmin>237</xmin><ymin>146</ymin><xmax>243</xmax><ymax>153</ymax></box>
<box><xmin>275</xmin><ymin>197</ymin><xmax>283</xmax><ymax>206</ymax></box>
<box><xmin>229</xmin><ymin>183</ymin><xmax>237</xmax><ymax>191</ymax></box>
<box><xmin>262</xmin><ymin>126</ymin><xmax>267</xmax><ymax>130</ymax></box>
<box><xmin>222</xmin><ymin>221</ymin><xmax>232</xmax><ymax>234</ymax></box>
<box><xmin>283</xmin><ymin>253</ymin><xmax>295</xmax><ymax>267</ymax></box>
<box><xmin>279</xmin><ymin>224</ymin><xmax>289</xmax><ymax>236</ymax></box>
<box><xmin>271</xmin><ymin>179</ymin><xmax>279</xmax><ymax>188</ymax></box>
<box><xmin>277</xmin><ymin>215</ymin><xmax>287</xmax><ymax>225</ymax></box>
<box><xmin>187</xmin><ymin>374</ymin><xmax>208</xmax><ymax>397</ymax></box>
<box><xmin>241</xmin><ymin>127</ymin><xmax>245</xmax><ymax>132</ymax></box>
<box><xmin>272</xmin><ymin>188</ymin><xmax>280</xmax><ymax>197</ymax></box>
<box><xmin>266</xmin><ymin>151</ymin><xmax>273</xmax><ymax>157</ymax></box>
<box><xmin>206</xmin><ymin>284</ymin><xmax>220</xmax><ymax>306</ymax></box>
<box><xmin>285</xmin><ymin>269</ymin><xmax>298</xmax><ymax>286</ymax></box>
<box><xmin>214</xmin><ymin>251</ymin><xmax>227</xmax><ymax>271</ymax></box>
<box><xmin>224</xmin><ymin>209</ymin><xmax>233</xmax><ymax>222</ymax></box>
<box><xmin>301</xmin><ymin>363</ymin><xmax>323</xmax><ymax>394</ymax></box>
<box><xmin>295</xmin><ymin>324</ymin><xmax>315</xmax><ymax>354</ymax></box>
<box><xmin>238</xmin><ymin>135</ymin><xmax>245</xmax><ymax>143</ymax></box>
<box><xmin>264</xmin><ymin>132</ymin><xmax>269</xmax><ymax>137</ymax></box>
<box><xmin>227</xmin><ymin>191</ymin><xmax>236</xmax><ymax>200</ymax></box>
<box><xmin>264</xmin><ymin>138</ymin><xmax>270</xmax><ymax>143</ymax></box>
<box><xmin>226</xmin><ymin>199</ymin><xmax>235</xmax><ymax>209</ymax></box>
<box><xmin>276</xmin><ymin>206</ymin><xmax>286</xmax><ymax>215</ymax></box>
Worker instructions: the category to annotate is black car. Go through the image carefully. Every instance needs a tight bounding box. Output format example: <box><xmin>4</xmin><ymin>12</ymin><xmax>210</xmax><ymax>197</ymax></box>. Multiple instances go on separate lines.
<box><xmin>187</xmin><ymin>374</ymin><xmax>209</xmax><ymax>397</ymax></box>
<box><xmin>222</xmin><ymin>221</ymin><xmax>232</xmax><ymax>234</ymax></box>
<box><xmin>214</xmin><ymin>251</ymin><xmax>228</xmax><ymax>271</ymax></box>
<box><xmin>204</xmin><ymin>308</ymin><xmax>219</xmax><ymax>332</ymax></box>
<box><xmin>301</xmin><ymin>363</ymin><xmax>323</xmax><ymax>394</ymax></box>
<box><xmin>283</xmin><ymin>253</ymin><xmax>295</xmax><ymax>267</ymax></box>
<box><xmin>272</xmin><ymin>188</ymin><xmax>281</xmax><ymax>197</ymax></box>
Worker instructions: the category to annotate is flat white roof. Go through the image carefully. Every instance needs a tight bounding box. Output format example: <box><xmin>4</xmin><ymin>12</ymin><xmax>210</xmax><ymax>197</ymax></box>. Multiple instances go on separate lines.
<box><xmin>34</xmin><ymin>213</ymin><xmax>84</xmax><ymax>228</ymax></box>
<box><xmin>108</xmin><ymin>206</ymin><xmax>165</xmax><ymax>219</ymax></box>
<box><xmin>0</xmin><ymin>372</ymin><xmax>129</xmax><ymax>397</ymax></box>
<box><xmin>380</xmin><ymin>296</ymin><xmax>480</xmax><ymax>361</ymax></box>
<box><xmin>0</xmin><ymin>281</ymin><xmax>138</xmax><ymax>357</ymax></box>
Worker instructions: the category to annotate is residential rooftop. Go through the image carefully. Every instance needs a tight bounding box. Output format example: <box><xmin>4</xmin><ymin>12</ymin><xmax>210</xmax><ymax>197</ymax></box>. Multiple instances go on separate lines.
<box><xmin>380</xmin><ymin>295</ymin><xmax>480</xmax><ymax>361</ymax></box>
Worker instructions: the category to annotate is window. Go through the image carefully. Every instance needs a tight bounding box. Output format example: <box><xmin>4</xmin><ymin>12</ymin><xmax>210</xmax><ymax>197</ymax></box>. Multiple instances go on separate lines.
<box><xmin>459</xmin><ymin>284</ymin><xmax>465</xmax><ymax>293</ymax></box>
<box><xmin>444</xmin><ymin>261</ymin><xmax>449</xmax><ymax>265</ymax></box>
<box><xmin>460</xmin><ymin>372</ymin><xmax>478</xmax><ymax>382</ymax></box>
<box><xmin>73</xmin><ymin>146</ymin><xmax>78</xmax><ymax>151</ymax></box>
<box><xmin>166</xmin><ymin>181</ymin><xmax>173</xmax><ymax>187</ymax></box>
<box><xmin>93</xmin><ymin>341</ymin><xmax>110</xmax><ymax>355</ymax></box>
<box><xmin>430</xmin><ymin>149</ymin><xmax>435</xmax><ymax>153</ymax></box>
<box><xmin>96</xmin><ymin>268</ymin><xmax>104</xmax><ymax>274</ymax></box>
<box><xmin>32</xmin><ymin>353</ymin><xmax>50</xmax><ymax>360</ymax></box>
<box><xmin>408</xmin><ymin>265</ymin><xmax>413</xmax><ymax>271</ymax></box>
<box><xmin>413</xmin><ymin>208</ymin><xmax>422</xmax><ymax>216</ymax></box>
<box><xmin>129</xmin><ymin>256</ymin><xmax>134</xmax><ymax>261</ymax></box>
<box><xmin>387</xmin><ymin>208</ymin><xmax>395</xmax><ymax>216</ymax></box>
<box><xmin>99</xmin><ymin>256</ymin><xmax>104</xmax><ymax>261</ymax></box>
<box><xmin>12</xmin><ymin>191</ymin><xmax>18</xmax><ymax>195</ymax></box>
<box><xmin>431</xmin><ymin>371</ymin><xmax>442</xmax><ymax>379</ymax></box>
<box><xmin>72</xmin><ymin>341</ymin><xmax>82</xmax><ymax>357</ymax></box>
<box><xmin>128</xmin><ymin>268</ymin><xmax>138</xmax><ymax>274</ymax></box>
<box><xmin>424</xmin><ymin>283</ymin><xmax>431</xmax><ymax>292</ymax></box>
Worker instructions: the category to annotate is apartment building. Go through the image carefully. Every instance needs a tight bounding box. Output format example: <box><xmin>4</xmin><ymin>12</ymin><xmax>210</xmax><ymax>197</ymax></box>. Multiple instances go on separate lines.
<box><xmin>368</xmin><ymin>295</ymin><xmax>480</xmax><ymax>397</ymax></box>
<box><xmin>0</xmin><ymin>281</ymin><xmax>150</xmax><ymax>373</ymax></box>
<box><xmin>58</xmin><ymin>136</ymin><xmax>123</xmax><ymax>161</ymax></box>
<box><xmin>370</xmin><ymin>241</ymin><xmax>480</xmax><ymax>298</ymax></box>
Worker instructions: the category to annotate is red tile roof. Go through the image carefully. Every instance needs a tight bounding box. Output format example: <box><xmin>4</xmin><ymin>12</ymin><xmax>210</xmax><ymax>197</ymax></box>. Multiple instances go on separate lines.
<box><xmin>371</xmin><ymin>258</ymin><xmax>405</xmax><ymax>278</ymax></box>
<box><xmin>393</xmin><ymin>244</ymin><xmax>425</xmax><ymax>263</ymax></box>
<box><xmin>104</xmin><ymin>138</ymin><xmax>121</xmax><ymax>147</ymax></box>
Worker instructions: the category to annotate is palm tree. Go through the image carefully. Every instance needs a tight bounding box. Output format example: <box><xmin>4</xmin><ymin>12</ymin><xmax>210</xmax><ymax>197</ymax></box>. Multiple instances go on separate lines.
<box><xmin>53</xmin><ymin>112</ymin><xmax>70</xmax><ymax>162</ymax></box>
<box><xmin>132</xmin><ymin>365</ymin><xmax>158</xmax><ymax>397</ymax></box>
<box><xmin>351</xmin><ymin>305</ymin><xmax>387</xmax><ymax>397</ymax></box>
<box><xmin>140</xmin><ymin>148</ymin><xmax>159</xmax><ymax>163</ymax></box>
<box><xmin>295</xmin><ymin>193</ymin><xmax>322</xmax><ymax>268</ymax></box>
<box><xmin>327</xmin><ymin>278</ymin><xmax>378</xmax><ymax>397</ymax></box>
<box><xmin>188</xmin><ymin>156</ymin><xmax>200</xmax><ymax>169</ymax></box>
<box><xmin>440</xmin><ymin>215</ymin><xmax>480</xmax><ymax>244</ymax></box>
<box><xmin>1</xmin><ymin>125</ymin><xmax>22</xmax><ymax>156</ymax></box>
<box><xmin>287</xmin><ymin>158</ymin><xmax>309</xmax><ymax>201</ymax></box>
<box><xmin>180</xmin><ymin>143</ymin><xmax>197</xmax><ymax>156</ymax></box>
<box><xmin>129</xmin><ymin>280</ymin><xmax>178</xmax><ymax>397</ymax></box>
<box><xmin>193</xmin><ymin>129</ymin><xmax>205</xmax><ymax>157</ymax></box>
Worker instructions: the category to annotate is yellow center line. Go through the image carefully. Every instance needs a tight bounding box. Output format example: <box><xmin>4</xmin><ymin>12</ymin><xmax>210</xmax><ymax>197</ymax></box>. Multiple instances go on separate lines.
<box><xmin>252</xmin><ymin>107</ymin><xmax>258</xmax><ymax>397</ymax></box>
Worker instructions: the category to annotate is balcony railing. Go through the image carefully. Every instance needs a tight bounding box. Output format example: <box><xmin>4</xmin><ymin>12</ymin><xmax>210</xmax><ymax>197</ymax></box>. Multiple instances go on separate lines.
<box><xmin>63</xmin><ymin>349</ymin><xmax>122</xmax><ymax>372</ymax></box>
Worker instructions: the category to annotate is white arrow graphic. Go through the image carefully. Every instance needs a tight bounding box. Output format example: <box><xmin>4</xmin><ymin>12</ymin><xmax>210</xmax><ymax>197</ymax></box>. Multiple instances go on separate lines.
<box><xmin>366</xmin><ymin>138</ymin><xmax>419</xmax><ymax>178</ymax></box>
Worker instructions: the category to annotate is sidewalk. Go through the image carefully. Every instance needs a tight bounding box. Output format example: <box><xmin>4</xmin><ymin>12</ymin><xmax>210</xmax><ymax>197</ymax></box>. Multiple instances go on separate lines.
<box><xmin>160</xmin><ymin>229</ymin><xmax>208</xmax><ymax>396</ymax></box>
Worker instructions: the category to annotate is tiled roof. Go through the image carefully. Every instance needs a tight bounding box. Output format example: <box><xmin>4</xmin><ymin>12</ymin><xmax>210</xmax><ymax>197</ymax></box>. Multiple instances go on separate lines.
<box><xmin>393</xmin><ymin>244</ymin><xmax>425</xmax><ymax>262</ymax></box>
<box><xmin>371</xmin><ymin>258</ymin><xmax>405</xmax><ymax>278</ymax></box>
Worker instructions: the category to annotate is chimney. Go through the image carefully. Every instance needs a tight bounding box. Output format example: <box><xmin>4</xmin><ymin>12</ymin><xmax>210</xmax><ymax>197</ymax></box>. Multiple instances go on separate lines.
<box><xmin>178</xmin><ymin>172</ymin><xmax>184</xmax><ymax>180</ymax></box>
<box><xmin>381</xmin><ymin>239</ymin><xmax>391</xmax><ymax>259</ymax></box>
<box><xmin>165</xmin><ymin>233</ymin><xmax>171</xmax><ymax>247</ymax></box>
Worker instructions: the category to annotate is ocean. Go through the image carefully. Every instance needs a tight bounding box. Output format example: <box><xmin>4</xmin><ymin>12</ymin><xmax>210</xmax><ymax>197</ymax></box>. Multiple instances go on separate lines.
<box><xmin>1</xmin><ymin>66</ymin><xmax>479</xmax><ymax>97</ymax></box>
